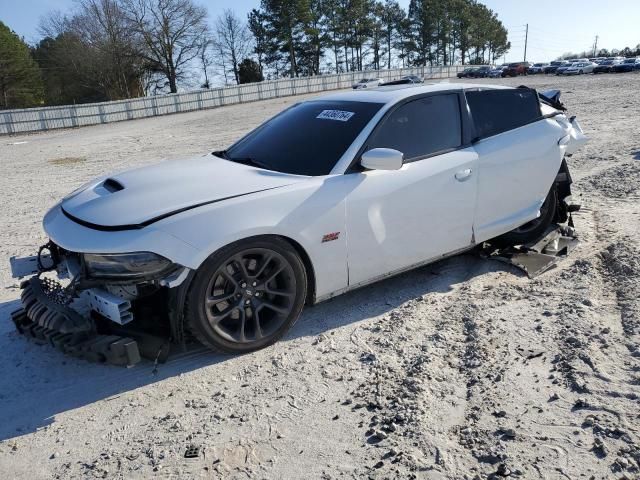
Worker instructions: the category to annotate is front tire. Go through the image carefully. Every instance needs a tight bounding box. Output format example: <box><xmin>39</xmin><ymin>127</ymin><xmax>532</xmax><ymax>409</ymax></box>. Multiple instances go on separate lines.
<box><xmin>185</xmin><ymin>237</ymin><xmax>307</xmax><ymax>353</ymax></box>
<box><xmin>495</xmin><ymin>187</ymin><xmax>558</xmax><ymax>246</ymax></box>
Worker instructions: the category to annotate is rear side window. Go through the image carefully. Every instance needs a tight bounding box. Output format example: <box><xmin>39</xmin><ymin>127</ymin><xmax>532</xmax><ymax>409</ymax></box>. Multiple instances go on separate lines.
<box><xmin>466</xmin><ymin>89</ymin><xmax>541</xmax><ymax>140</ymax></box>
<box><xmin>366</xmin><ymin>94</ymin><xmax>462</xmax><ymax>161</ymax></box>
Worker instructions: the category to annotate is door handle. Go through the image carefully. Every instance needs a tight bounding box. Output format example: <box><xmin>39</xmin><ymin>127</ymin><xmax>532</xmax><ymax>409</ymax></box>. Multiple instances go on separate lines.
<box><xmin>455</xmin><ymin>168</ymin><xmax>473</xmax><ymax>181</ymax></box>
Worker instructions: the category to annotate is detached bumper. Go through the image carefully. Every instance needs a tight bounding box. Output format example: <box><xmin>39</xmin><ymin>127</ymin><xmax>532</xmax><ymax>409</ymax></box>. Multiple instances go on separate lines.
<box><xmin>11</xmin><ymin>277</ymin><xmax>142</xmax><ymax>367</ymax></box>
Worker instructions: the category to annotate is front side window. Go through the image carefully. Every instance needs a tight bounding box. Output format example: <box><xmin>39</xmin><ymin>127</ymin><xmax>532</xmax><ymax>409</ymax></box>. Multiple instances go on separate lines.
<box><xmin>466</xmin><ymin>89</ymin><xmax>542</xmax><ymax>140</ymax></box>
<box><xmin>365</xmin><ymin>94</ymin><xmax>462</xmax><ymax>161</ymax></box>
<box><xmin>224</xmin><ymin>100</ymin><xmax>383</xmax><ymax>176</ymax></box>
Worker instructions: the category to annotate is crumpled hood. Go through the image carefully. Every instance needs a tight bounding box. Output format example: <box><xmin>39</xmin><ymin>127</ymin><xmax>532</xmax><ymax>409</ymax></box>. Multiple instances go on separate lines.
<box><xmin>61</xmin><ymin>155</ymin><xmax>306</xmax><ymax>229</ymax></box>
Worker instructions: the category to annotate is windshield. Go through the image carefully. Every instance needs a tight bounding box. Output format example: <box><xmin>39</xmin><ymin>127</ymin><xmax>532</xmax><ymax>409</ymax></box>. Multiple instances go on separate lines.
<box><xmin>223</xmin><ymin>100</ymin><xmax>383</xmax><ymax>176</ymax></box>
<box><xmin>623</xmin><ymin>59</ymin><xmax>636</xmax><ymax>63</ymax></box>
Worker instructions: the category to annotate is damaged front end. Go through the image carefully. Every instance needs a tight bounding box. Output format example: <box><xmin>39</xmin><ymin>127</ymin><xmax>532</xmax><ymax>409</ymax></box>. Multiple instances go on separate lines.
<box><xmin>9</xmin><ymin>243</ymin><xmax>193</xmax><ymax>367</ymax></box>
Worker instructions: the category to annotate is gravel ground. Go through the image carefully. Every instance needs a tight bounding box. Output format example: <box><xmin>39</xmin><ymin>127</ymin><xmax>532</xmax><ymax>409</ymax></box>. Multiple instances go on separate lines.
<box><xmin>0</xmin><ymin>73</ymin><xmax>639</xmax><ymax>480</ymax></box>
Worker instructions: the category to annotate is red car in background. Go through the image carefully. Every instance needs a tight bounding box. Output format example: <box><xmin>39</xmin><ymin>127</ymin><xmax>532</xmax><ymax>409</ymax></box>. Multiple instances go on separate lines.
<box><xmin>503</xmin><ymin>62</ymin><xmax>530</xmax><ymax>77</ymax></box>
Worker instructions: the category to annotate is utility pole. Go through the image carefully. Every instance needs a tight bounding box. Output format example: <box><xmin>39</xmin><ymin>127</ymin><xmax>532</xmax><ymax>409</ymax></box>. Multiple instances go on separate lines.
<box><xmin>592</xmin><ymin>35</ymin><xmax>599</xmax><ymax>57</ymax></box>
<box><xmin>523</xmin><ymin>24</ymin><xmax>529</xmax><ymax>62</ymax></box>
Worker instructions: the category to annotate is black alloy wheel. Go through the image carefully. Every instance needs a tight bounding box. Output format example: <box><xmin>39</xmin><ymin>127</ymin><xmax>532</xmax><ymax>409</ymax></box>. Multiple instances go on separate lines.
<box><xmin>186</xmin><ymin>237</ymin><xmax>307</xmax><ymax>353</ymax></box>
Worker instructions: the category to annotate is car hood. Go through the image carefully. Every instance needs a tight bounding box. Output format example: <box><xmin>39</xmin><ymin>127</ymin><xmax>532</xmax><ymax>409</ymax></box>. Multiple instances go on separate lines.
<box><xmin>60</xmin><ymin>155</ymin><xmax>307</xmax><ymax>229</ymax></box>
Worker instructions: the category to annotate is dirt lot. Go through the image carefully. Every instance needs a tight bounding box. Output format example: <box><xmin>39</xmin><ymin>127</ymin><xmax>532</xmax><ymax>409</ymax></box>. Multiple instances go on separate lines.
<box><xmin>0</xmin><ymin>73</ymin><xmax>639</xmax><ymax>480</ymax></box>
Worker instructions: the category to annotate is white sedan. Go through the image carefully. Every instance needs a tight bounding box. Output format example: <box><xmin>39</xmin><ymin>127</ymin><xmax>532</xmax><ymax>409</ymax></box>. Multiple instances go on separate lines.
<box><xmin>10</xmin><ymin>84</ymin><xmax>587</xmax><ymax>362</ymax></box>
<box><xmin>565</xmin><ymin>62</ymin><xmax>597</xmax><ymax>75</ymax></box>
<box><xmin>352</xmin><ymin>78</ymin><xmax>382</xmax><ymax>89</ymax></box>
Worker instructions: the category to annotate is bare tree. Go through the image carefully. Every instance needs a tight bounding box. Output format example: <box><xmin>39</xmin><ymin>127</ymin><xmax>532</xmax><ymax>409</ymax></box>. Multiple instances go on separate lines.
<box><xmin>211</xmin><ymin>36</ymin><xmax>229</xmax><ymax>85</ymax></box>
<box><xmin>123</xmin><ymin>0</ymin><xmax>208</xmax><ymax>93</ymax></box>
<box><xmin>214</xmin><ymin>9</ymin><xmax>252</xmax><ymax>85</ymax></box>
<box><xmin>199</xmin><ymin>36</ymin><xmax>213</xmax><ymax>88</ymax></box>
<box><xmin>73</xmin><ymin>0</ymin><xmax>145</xmax><ymax>98</ymax></box>
<box><xmin>37</xmin><ymin>4</ymin><xmax>145</xmax><ymax>102</ymax></box>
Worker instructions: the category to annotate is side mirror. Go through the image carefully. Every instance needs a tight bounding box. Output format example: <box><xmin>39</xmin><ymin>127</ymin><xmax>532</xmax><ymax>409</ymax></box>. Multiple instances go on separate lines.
<box><xmin>360</xmin><ymin>148</ymin><xmax>404</xmax><ymax>171</ymax></box>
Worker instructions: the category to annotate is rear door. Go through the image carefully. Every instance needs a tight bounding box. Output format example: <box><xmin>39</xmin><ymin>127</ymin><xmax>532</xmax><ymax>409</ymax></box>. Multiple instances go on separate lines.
<box><xmin>466</xmin><ymin>88</ymin><xmax>565</xmax><ymax>242</ymax></box>
<box><xmin>343</xmin><ymin>93</ymin><xmax>478</xmax><ymax>286</ymax></box>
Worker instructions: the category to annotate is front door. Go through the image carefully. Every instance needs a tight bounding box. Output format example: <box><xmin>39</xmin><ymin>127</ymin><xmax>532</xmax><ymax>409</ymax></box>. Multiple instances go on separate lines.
<box><xmin>343</xmin><ymin>93</ymin><xmax>478</xmax><ymax>286</ymax></box>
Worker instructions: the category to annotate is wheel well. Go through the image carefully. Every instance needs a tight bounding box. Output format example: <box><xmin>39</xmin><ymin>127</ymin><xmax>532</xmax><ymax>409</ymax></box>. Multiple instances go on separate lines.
<box><xmin>554</xmin><ymin>158</ymin><xmax>573</xmax><ymax>223</ymax></box>
<box><xmin>275</xmin><ymin>235</ymin><xmax>317</xmax><ymax>305</ymax></box>
<box><xmin>169</xmin><ymin>234</ymin><xmax>316</xmax><ymax>345</ymax></box>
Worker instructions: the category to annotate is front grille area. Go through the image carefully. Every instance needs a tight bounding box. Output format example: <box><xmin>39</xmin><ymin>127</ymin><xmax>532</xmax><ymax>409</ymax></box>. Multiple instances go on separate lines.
<box><xmin>11</xmin><ymin>277</ymin><xmax>142</xmax><ymax>367</ymax></box>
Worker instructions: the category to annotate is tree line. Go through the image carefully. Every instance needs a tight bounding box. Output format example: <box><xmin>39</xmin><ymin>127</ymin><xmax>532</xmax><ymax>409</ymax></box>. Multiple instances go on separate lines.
<box><xmin>560</xmin><ymin>45</ymin><xmax>640</xmax><ymax>60</ymax></box>
<box><xmin>244</xmin><ymin>0</ymin><xmax>510</xmax><ymax>79</ymax></box>
<box><xmin>0</xmin><ymin>0</ymin><xmax>511</xmax><ymax>109</ymax></box>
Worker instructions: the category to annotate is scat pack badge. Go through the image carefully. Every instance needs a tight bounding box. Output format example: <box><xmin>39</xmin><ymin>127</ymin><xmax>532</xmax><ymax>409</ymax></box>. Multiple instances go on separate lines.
<box><xmin>321</xmin><ymin>232</ymin><xmax>340</xmax><ymax>243</ymax></box>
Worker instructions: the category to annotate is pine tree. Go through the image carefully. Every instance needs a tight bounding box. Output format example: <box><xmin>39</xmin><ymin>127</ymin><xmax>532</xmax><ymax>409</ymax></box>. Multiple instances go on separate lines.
<box><xmin>0</xmin><ymin>21</ymin><xmax>43</xmax><ymax>109</ymax></box>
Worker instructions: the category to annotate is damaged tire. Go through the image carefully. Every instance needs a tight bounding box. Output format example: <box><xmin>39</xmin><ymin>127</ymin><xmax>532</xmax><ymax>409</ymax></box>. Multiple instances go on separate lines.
<box><xmin>496</xmin><ymin>187</ymin><xmax>558</xmax><ymax>246</ymax></box>
<box><xmin>185</xmin><ymin>236</ymin><xmax>307</xmax><ymax>353</ymax></box>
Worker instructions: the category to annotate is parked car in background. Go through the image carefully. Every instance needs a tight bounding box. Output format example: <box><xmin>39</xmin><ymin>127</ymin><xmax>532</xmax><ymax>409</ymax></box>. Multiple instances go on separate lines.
<box><xmin>401</xmin><ymin>75</ymin><xmax>424</xmax><ymax>83</ymax></box>
<box><xmin>544</xmin><ymin>61</ymin><xmax>569</xmax><ymax>74</ymax></box>
<box><xmin>612</xmin><ymin>58</ymin><xmax>640</xmax><ymax>73</ymax></box>
<box><xmin>503</xmin><ymin>62</ymin><xmax>530</xmax><ymax>76</ymax></box>
<box><xmin>527</xmin><ymin>63</ymin><xmax>549</xmax><ymax>74</ymax></box>
<box><xmin>457</xmin><ymin>67</ymin><xmax>478</xmax><ymax>78</ymax></box>
<box><xmin>468</xmin><ymin>66</ymin><xmax>492</xmax><ymax>78</ymax></box>
<box><xmin>555</xmin><ymin>63</ymin><xmax>576</xmax><ymax>75</ymax></box>
<box><xmin>564</xmin><ymin>62</ymin><xmax>597</xmax><ymax>75</ymax></box>
<box><xmin>593</xmin><ymin>59</ymin><xmax>621</xmax><ymax>73</ymax></box>
<box><xmin>383</xmin><ymin>75</ymin><xmax>424</xmax><ymax>86</ymax></box>
<box><xmin>352</xmin><ymin>78</ymin><xmax>382</xmax><ymax>89</ymax></box>
<box><xmin>488</xmin><ymin>66</ymin><xmax>506</xmax><ymax>78</ymax></box>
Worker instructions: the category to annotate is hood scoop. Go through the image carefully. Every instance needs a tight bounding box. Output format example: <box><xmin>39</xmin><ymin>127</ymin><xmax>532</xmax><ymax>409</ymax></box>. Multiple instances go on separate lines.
<box><xmin>102</xmin><ymin>178</ymin><xmax>124</xmax><ymax>193</ymax></box>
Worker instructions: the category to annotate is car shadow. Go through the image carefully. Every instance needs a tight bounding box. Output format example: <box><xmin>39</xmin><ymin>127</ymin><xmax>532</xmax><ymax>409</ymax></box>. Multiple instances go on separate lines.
<box><xmin>0</xmin><ymin>253</ymin><xmax>520</xmax><ymax>441</ymax></box>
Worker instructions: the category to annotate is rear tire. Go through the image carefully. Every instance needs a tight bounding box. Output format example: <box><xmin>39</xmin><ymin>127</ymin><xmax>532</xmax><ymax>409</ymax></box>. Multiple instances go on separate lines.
<box><xmin>495</xmin><ymin>187</ymin><xmax>558</xmax><ymax>246</ymax></box>
<box><xmin>185</xmin><ymin>236</ymin><xmax>307</xmax><ymax>353</ymax></box>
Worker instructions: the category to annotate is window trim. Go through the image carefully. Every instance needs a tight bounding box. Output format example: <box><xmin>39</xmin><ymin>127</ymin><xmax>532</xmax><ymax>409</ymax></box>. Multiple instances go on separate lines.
<box><xmin>346</xmin><ymin>90</ymin><xmax>472</xmax><ymax>174</ymax></box>
<box><xmin>464</xmin><ymin>87</ymin><xmax>544</xmax><ymax>143</ymax></box>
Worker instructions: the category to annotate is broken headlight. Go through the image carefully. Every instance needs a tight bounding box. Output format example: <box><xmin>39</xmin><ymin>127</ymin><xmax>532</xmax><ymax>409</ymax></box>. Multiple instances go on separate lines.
<box><xmin>83</xmin><ymin>252</ymin><xmax>173</xmax><ymax>280</ymax></box>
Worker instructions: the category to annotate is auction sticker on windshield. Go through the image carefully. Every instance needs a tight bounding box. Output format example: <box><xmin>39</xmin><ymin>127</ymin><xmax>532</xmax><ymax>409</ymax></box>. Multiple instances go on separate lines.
<box><xmin>316</xmin><ymin>110</ymin><xmax>355</xmax><ymax>121</ymax></box>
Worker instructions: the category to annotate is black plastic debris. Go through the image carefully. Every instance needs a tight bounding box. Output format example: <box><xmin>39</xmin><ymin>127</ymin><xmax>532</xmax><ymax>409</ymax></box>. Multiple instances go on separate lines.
<box><xmin>184</xmin><ymin>445</ymin><xmax>200</xmax><ymax>459</ymax></box>
<box><xmin>481</xmin><ymin>224</ymin><xmax>579</xmax><ymax>278</ymax></box>
<box><xmin>11</xmin><ymin>277</ymin><xmax>142</xmax><ymax>367</ymax></box>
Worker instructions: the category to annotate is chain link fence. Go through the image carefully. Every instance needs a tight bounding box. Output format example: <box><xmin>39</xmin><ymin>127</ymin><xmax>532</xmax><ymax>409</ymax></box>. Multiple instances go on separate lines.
<box><xmin>0</xmin><ymin>65</ymin><xmax>479</xmax><ymax>135</ymax></box>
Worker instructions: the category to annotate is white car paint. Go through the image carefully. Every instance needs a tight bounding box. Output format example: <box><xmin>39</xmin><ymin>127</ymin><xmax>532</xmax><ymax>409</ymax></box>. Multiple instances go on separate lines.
<box><xmin>343</xmin><ymin>146</ymin><xmax>478</xmax><ymax>286</ymax></box>
<box><xmin>472</xmin><ymin>116</ymin><xmax>565</xmax><ymax>242</ymax></box>
<box><xmin>62</xmin><ymin>156</ymin><xmax>308</xmax><ymax>227</ymax></box>
<box><xmin>565</xmin><ymin>62</ymin><xmax>596</xmax><ymax>75</ymax></box>
<box><xmin>41</xmin><ymin>83</ymin><xmax>587</xmax><ymax>304</ymax></box>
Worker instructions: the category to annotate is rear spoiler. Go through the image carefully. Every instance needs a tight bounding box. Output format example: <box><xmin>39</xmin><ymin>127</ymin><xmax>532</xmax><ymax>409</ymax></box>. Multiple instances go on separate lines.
<box><xmin>518</xmin><ymin>86</ymin><xmax>566</xmax><ymax>111</ymax></box>
<box><xmin>538</xmin><ymin>89</ymin><xmax>566</xmax><ymax>111</ymax></box>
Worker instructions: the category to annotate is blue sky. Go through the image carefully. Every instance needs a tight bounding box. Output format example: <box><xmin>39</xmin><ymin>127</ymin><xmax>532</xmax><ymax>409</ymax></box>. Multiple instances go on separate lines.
<box><xmin>2</xmin><ymin>0</ymin><xmax>639</xmax><ymax>62</ymax></box>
